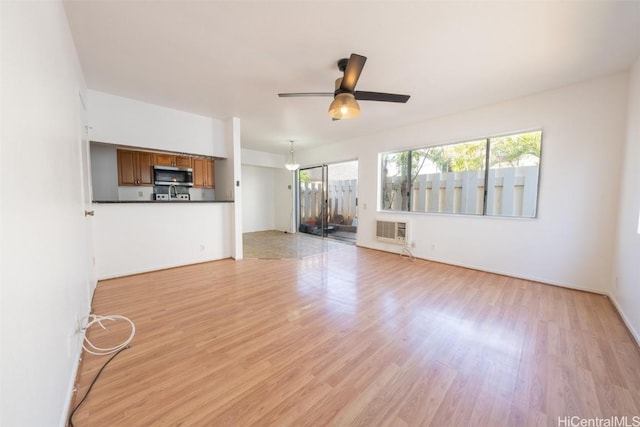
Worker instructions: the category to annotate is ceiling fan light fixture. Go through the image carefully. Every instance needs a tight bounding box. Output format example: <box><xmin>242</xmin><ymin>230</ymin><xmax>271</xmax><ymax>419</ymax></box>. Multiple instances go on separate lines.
<box><xmin>284</xmin><ymin>140</ymin><xmax>300</xmax><ymax>171</ymax></box>
<box><xmin>328</xmin><ymin>92</ymin><xmax>360</xmax><ymax>120</ymax></box>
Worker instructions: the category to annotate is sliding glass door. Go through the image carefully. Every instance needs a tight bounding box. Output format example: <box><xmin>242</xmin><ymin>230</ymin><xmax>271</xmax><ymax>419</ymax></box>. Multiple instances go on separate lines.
<box><xmin>326</xmin><ymin>161</ymin><xmax>358</xmax><ymax>242</ymax></box>
<box><xmin>298</xmin><ymin>165</ymin><xmax>328</xmax><ymax>237</ymax></box>
<box><xmin>298</xmin><ymin>161</ymin><xmax>358</xmax><ymax>242</ymax></box>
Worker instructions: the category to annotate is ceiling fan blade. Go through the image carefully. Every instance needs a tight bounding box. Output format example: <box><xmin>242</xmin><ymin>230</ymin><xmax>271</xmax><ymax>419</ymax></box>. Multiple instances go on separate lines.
<box><xmin>278</xmin><ymin>92</ymin><xmax>333</xmax><ymax>98</ymax></box>
<box><xmin>339</xmin><ymin>53</ymin><xmax>367</xmax><ymax>92</ymax></box>
<box><xmin>355</xmin><ymin>91</ymin><xmax>410</xmax><ymax>103</ymax></box>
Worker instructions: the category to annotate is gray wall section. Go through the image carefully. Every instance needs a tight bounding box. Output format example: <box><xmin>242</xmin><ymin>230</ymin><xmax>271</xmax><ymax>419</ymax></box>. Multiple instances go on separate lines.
<box><xmin>90</xmin><ymin>142</ymin><xmax>118</xmax><ymax>201</ymax></box>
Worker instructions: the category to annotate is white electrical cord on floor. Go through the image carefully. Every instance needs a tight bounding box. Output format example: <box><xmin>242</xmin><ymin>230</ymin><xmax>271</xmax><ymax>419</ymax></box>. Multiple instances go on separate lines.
<box><xmin>401</xmin><ymin>245</ymin><xmax>415</xmax><ymax>261</ymax></box>
<box><xmin>82</xmin><ymin>314</ymin><xmax>135</xmax><ymax>356</ymax></box>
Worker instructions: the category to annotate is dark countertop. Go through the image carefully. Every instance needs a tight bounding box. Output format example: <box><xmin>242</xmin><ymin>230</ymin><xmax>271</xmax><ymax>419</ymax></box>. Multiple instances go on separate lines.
<box><xmin>93</xmin><ymin>200</ymin><xmax>234</xmax><ymax>204</ymax></box>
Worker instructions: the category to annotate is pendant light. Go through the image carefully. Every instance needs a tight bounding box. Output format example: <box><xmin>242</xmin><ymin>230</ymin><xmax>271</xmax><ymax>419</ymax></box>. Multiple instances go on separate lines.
<box><xmin>285</xmin><ymin>140</ymin><xmax>300</xmax><ymax>171</ymax></box>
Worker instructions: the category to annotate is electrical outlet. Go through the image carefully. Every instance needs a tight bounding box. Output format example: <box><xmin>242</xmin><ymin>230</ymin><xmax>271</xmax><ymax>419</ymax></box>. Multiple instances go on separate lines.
<box><xmin>138</xmin><ymin>191</ymin><xmax>143</xmax><ymax>197</ymax></box>
<box><xmin>431</xmin><ymin>244</ymin><xmax>436</xmax><ymax>251</ymax></box>
<box><xmin>199</xmin><ymin>244</ymin><xmax>205</xmax><ymax>252</ymax></box>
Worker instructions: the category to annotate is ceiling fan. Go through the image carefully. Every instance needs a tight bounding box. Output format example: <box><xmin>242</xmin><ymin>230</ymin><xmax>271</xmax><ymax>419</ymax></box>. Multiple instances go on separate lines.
<box><xmin>278</xmin><ymin>53</ymin><xmax>410</xmax><ymax>120</ymax></box>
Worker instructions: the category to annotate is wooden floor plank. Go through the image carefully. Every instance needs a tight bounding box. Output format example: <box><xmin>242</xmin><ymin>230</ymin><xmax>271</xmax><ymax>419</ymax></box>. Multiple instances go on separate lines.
<box><xmin>70</xmin><ymin>245</ymin><xmax>640</xmax><ymax>426</ymax></box>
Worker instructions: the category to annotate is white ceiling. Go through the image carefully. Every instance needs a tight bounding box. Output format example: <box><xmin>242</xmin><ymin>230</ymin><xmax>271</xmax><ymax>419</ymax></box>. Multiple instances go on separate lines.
<box><xmin>63</xmin><ymin>1</ymin><xmax>640</xmax><ymax>155</ymax></box>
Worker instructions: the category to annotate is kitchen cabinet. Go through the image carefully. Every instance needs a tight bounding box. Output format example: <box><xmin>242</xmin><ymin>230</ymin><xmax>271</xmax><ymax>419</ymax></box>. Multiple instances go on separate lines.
<box><xmin>176</xmin><ymin>156</ymin><xmax>192</xmax><ymax>168</ymax></box>
<box><xmin>193</xmin><ymin>158</ymin><xmax>215</xmax><ymax>188</ymax></box>
<box><xmin>155</xmin><ymin>153</ymin><xmax>192</xmax><ymax>168</ymax></box>
<box><xmin>117</xmin><ymin>150</ymin><xmax>154</xmax><ymax>186</ymax></box>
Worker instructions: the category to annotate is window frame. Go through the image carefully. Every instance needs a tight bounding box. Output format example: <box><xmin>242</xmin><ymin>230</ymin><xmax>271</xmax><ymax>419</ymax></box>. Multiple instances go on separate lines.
<box><xmin>379</xmin><ymin>130</ymin><xmax>542</xmax><ymax>218</ymax></box>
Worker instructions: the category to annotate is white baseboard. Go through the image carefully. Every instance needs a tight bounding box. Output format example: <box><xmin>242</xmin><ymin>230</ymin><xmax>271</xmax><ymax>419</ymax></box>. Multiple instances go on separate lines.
<box><xmin>96</xmin><ymin>257</ymin><xmax>230</xmax><ymax>281</ymax></box>
<box><xmin>59</xmin><ymin>328</ymin><xmax>86</xmax><ymax>427</ymax></box>
<box><xmin>357</xmin><ymin>243</ymin><xmax>608</xmax><ymax>295</ymax></box>
<box><xmin>608</xmin><ymin>293</ymin><xmax>640</xmax><ymax>347</ymax></box>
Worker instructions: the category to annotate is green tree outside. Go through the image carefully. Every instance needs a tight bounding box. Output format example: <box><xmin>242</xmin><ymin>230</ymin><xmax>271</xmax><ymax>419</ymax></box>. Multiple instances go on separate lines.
<box><xmin>380</xmin><ymin>131</ymin><xmax>541</xmax><ymax>211</ymax></box>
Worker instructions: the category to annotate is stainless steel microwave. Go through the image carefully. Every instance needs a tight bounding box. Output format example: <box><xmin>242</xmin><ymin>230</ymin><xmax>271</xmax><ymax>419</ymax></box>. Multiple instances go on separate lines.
<box><xmin>153</xmin><ymin>166</ymin><xmax>193</xmax><ymax>186</ymax></box>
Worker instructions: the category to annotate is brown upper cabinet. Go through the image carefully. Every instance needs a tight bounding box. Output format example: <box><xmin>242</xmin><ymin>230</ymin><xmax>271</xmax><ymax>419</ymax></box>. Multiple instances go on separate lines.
<box><xmin>117</xmin><ymin>150</ymin><xmax>154</xmax><ymax>186</ymax></box>
<box><xmin>176</xmin><ymin>156</ymin><xmax>192</xmax><ymax>168</ymax></box>
<box><xmin>155</xmin><ymin>153</ymin><xmax>192</xmax><ymax>168</ymax></box>
<box><xmin>193</xmin><ymin>158</ymin><xmax>215</xmax><ymax>188</ymax></box>
<box><xmin>118</xmin><ymin>148</ymin><xmax>210</xmax><ymax>187</ymax></box>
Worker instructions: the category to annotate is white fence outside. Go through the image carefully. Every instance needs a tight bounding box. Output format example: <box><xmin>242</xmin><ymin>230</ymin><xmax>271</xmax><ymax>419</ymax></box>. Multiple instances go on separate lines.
<box><xmin>384</xmin><ymin>165</ymin><xmax>539</xmax><ymax>217</ymax></box>
<box><xmin>300</xmin><ymin>179</ymin><xmax>358</xmax><ymax>225</ymax></box>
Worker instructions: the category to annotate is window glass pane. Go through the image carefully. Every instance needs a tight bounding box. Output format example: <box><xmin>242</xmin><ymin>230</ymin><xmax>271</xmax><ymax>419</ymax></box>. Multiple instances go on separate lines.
<box><xmin>381</xmin><ymin>151</ymin><xmax>410</xmax><ymax>211</ymax></box>
<box><xmin>411</xmin><ymin>140</ymin><xmax>486</xmax><ymax>214</ymax></box>
<box><xmin>487</xmin><ymin>131</ymin><xmax>541</xmax><ymax>218</ymax></box>
<box><xmin>378</xmin><ymin>130</ymin><xmax>542</xmax><ymax>218</ymax></box>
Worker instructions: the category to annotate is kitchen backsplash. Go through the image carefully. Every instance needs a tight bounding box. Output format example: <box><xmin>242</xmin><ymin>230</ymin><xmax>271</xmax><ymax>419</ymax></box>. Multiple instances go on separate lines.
<box><xmin>117</xmin><ymin>186</ymin><xmax>215</xmax><ymax>201</ymax></box>
<box><xmin>188</xmin><ymin>188</ymin><xmax>215</xmax><ymax>201</ymax></box>
<box><xmin>118</xmin><ymin>186</ymin><xmax>155</xmax><ymax>201</ymax></box>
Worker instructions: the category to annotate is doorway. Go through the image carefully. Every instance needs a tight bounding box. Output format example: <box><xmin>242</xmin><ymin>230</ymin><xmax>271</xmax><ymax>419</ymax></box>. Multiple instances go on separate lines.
<box><xmin>298</xmin><ymin>160</ymin><xmax>358</xmax><ymax>243</ymax></box>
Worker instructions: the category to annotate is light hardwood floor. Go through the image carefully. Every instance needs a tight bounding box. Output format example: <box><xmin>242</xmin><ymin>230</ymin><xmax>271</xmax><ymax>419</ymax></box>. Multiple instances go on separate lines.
<box><xmin>71</xmin><ymin>246</ymin><xmax>640</xmax><ymax>426</ymax></box>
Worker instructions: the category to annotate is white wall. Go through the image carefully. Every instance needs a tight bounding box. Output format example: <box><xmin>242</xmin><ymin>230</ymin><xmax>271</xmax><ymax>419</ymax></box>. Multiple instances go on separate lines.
<box><xmin>242</xmin><ymin>165</ymin><xmax>276</xmax><ymax>232</ymax></box>
<box><xmin>87</xmin><ymin>90</ymin><xmax>226</xmax><ymax>157</ymax></box>
<box><xmin>276</xmin><ymin>170</ymin><xmax>296</xmax><ymax>232</ymax></box>
<box><xmin>242</xmin><ymin>148</ymin><xmax>287</xmax><ymax>168</ymax></box>
<box><xmin>295</xmin><ymin>73</ymin><xmax>629</xmax><ymax>294</ymax></box>
<box><xmin>241</xmin><ymin>148</ymin><xmax>295</xmax><ymax>233</ymax></box>
<box><xmin>613</xmin><ymin>56</ymin><xmax>640</xmax><ymax>342</ymax></box>
<box><xmin>93</xmin><ymin>203</ymin><xmax>233</xmax><ymax>279</ymax></box>
<box><xmin>1</xmin><ymin>2</ymin><xmax>92</xmax><ymax>426</ymax></box>
<box><xmin>228</xmin><ymin>117</ymin><xmax>243</xmax><ymax>259</ymax></box>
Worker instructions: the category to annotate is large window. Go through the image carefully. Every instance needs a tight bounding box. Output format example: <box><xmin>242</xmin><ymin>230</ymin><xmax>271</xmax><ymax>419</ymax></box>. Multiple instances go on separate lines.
<box><xmin>380</xmin><ymin>130</ymin><xmax>542</xmax><ymax>218</ymax></box>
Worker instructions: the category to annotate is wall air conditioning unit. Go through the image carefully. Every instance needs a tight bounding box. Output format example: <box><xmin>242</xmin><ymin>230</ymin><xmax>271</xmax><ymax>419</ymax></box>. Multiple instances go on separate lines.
<box><xmin>375</xmin><ymin>220</ymin><xmax>407</xmax><ymax>245</ymax></box>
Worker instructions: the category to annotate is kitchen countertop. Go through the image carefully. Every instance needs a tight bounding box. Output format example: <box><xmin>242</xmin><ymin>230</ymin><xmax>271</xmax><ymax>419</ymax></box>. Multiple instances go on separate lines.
<box><xmin>93</xmin><ymin>200</ymin><xmax>234</xmax><ymax>203</ymax></box>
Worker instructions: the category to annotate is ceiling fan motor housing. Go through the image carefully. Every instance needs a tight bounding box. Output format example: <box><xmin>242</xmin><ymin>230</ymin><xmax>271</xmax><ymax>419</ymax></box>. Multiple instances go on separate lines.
<box><xmin>337</xmin><ymin>58</ymin><xmax>349</xmax><ymax>72</ymax></box>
